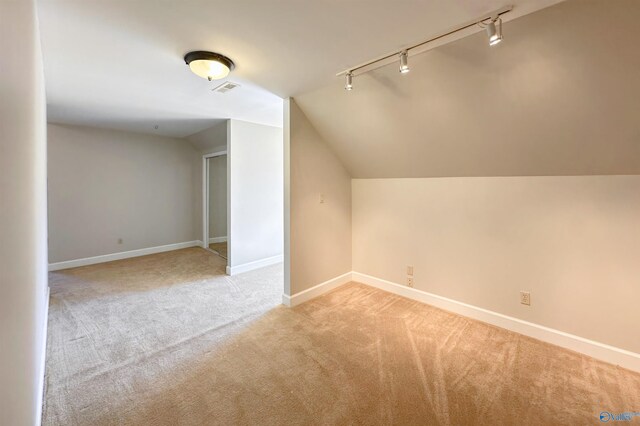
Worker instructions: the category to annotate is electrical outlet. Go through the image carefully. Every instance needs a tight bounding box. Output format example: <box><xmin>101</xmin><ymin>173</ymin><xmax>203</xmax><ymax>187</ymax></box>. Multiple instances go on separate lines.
<box><xmin>407</xmin><ymin>277</ymin><xmax>414</xmax><ymax>287</ymax></box>
<box><xmin>520</xmin><ymin>291</ymin><xmax>531</xmax><ymax>306</ymax></box>
<box><xmin>407</xmin><ymin>266</ymin><xmax>414</xmax><ymax>276</ymax></box>
<box><xmin>118</xmin><ymin>238</ymin><xmax>123</xmax><ymax>244</ymax></box>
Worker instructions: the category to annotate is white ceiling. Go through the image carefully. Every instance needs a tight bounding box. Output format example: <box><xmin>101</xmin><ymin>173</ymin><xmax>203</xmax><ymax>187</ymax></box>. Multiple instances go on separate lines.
<box><xmin>295</xmin><ymin>0</ymin><xmax>640</xmax><ymax>177</ymax></box>
<box><xmin>38</xmin><ymin>0</ymin><xmax>561</xmax><ymax>138</ymax></box>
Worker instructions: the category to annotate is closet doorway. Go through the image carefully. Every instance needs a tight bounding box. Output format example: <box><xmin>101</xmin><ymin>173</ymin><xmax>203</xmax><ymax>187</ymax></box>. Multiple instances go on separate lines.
<box><xmin>203</xmin><ymin>151</ymin><xmax>228</xmax><ymax>261</ymax></box>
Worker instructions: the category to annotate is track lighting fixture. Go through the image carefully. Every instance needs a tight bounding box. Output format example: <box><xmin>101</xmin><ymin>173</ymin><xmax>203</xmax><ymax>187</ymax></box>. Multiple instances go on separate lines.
<box><xmin>399</xmin><ymin>51</ymin><xmax>410</xmax><ymax>74</ymax></box>
<box><xmin>345</xmin><ymin>72</ymin><xmax>353</xmax><ymax>91</ymax></box>
<box><xmin>486</xmin><ymin>18</ymin><xmax>503</xmax><ymax>46</ymax></box>
<box><xmin>336</xmin><ymin>5</ymin><xmax>512</xmax><ymax>90</ymax></box>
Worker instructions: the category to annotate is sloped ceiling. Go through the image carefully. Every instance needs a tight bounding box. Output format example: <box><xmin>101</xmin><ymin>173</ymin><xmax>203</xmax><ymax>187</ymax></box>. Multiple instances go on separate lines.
<box><xmin>38</xmin><ymin>0</ymin><xmax>560</xmax><ymax>137</ymax></box>
<box><xmin>295</xmin><ymin>0</ymin><xmax>640</xmax><ymax>178</ymax></box>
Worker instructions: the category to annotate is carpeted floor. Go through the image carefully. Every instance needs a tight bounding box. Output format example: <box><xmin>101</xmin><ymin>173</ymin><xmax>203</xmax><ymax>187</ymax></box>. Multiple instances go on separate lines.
<box><xmin>44</xmin><ymin>248</ymin><xmax>640</xmax><ymax>425</ymax></box>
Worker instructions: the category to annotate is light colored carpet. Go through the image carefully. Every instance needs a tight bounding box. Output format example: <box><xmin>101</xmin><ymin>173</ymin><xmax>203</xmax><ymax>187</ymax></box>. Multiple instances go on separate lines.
<box><xmin>208</xmin><ymin>242</ymin><xmax>227</xmax><ymax>259</ymax></box>
<box><xmin>44</xmin><ymin>248</ymin><xmax>640</xmax><ymax>425</ymax></box>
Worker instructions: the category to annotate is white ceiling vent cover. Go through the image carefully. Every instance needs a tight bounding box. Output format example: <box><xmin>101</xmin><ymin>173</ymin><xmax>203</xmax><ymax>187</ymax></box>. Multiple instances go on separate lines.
<box><xmin>212</xmin><ymin>81</ymin><xmax>240</xmax><ymax>93</ymax></box>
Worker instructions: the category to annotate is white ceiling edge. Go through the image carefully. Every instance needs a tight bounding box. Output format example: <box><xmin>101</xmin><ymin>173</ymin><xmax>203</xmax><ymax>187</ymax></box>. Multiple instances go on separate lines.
<box><xmin>44</xmin><ymin>75</ymin><xmax>284</xmax><ymax>139</ymax></box>
<box><xmin>46</xmin><ymin>109</ymin><xmax>227</xmax><ymax>140</ymax></box>
<box><xmin>45</xmin><ymin>104</ymin><xmax>283</xmax><ymax>139</ymax></box>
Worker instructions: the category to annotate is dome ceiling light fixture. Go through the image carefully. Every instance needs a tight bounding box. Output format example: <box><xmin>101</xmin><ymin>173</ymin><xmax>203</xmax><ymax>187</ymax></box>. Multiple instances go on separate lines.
<box><xmin>184</xmin><ymin>51</ymin><xmax>235</xmax><ymax>81</ymax></box>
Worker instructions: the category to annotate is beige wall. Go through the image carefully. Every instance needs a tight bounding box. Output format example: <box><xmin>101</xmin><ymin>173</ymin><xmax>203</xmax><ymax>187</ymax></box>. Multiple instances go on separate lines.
<box><xmin>208</xmin><ymin>155</ymin><xmax>227</xmax><ymax>239</ymax></box>
<box><xmin>228</xmin><ymin>120</ymin><xmax>284</xmax><ymax>268</ymax></box>
<box><xmin>48</xmin><ymin>124</ymin><xmax>200</xmax><ymax>262</ymax></box>
<box><xmin>0</xmin><ymin>0</ymin><xmax>49</xmax><ymax>423</ymax></box>
<box><xmin>352</xmin><ymin>176</ymin><xmax>640</xmax><ymax>354</ymax></box>
<box><xmin>286</xmin><ymin>0</ymin><xmax>640</xmax><ymax>358</ymax></box>
<box><xmin>187</xmin><ymin>121</ymin><xmax>227</xmax><ymax>154</ymax></box>
<box><xmin>286</xmin><ymin>99</ymin><xmax>352</xmax><ymax>295</ymax></box>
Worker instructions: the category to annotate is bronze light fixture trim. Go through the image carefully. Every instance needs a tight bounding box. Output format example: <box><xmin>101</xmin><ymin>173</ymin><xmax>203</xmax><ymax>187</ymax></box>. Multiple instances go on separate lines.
<box><xmin>184</xmin><ymin>51</ymin><xmax>236</xmax><ymax>81</ymax></box>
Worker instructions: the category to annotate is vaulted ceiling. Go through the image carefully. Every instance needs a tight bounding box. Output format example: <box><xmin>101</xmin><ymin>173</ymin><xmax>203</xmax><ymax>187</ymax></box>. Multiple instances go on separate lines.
<box><xmin>38</xmin><ymin>0</ymin><xmax>560</xmax><ymax>137</ymax></box>
<box><xmin>296</xmin><ymin>0</ymin><xmax>640</xmax><ymax>177</ymax></box>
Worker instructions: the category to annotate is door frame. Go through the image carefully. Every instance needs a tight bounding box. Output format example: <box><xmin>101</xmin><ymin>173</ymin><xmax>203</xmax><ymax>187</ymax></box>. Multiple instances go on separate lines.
<box><xmin>202</xmin><ymin>150</ymin><xmax>228</xmax><ymax>256</ymax></box>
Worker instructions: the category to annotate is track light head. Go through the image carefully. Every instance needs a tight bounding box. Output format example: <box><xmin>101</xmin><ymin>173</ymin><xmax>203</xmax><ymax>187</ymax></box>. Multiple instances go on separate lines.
<box><xmin>345</xmin><ymin>72</ymin><xmax>353</xmax><ymax>91</ymax></box>
<box><xmin>399</xmin><ymin>51</ymin><xmax>410</xmax><ymax>74</ymax></box>
<box><xmin>486</xmin><ymin>18</ymin><xmax>503</xmax><ymax>46</ymax></box>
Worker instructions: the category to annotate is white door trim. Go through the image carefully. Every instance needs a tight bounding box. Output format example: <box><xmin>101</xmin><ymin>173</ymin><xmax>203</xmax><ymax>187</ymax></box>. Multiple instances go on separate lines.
<box><xmin>202</xmin><ymin>150</ymin><xmax>227</xmax><ymax>254</ymax></box>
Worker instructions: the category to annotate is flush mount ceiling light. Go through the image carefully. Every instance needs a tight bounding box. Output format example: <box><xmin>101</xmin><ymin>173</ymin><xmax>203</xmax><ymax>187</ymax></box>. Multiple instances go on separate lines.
<box><xmin>184</xmin><ymin>51</ymin><xmax>235</xmax><ymax>81</ymax></box>
<box><xmin>337</xmin><ymin>5</ymin><xmax>512</xmax><ymax>91</ymax></box>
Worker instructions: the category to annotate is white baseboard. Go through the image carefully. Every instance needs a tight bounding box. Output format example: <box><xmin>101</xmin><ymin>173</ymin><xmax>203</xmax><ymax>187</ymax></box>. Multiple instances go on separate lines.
<box><xmin>226</xmin><ymin>254</ymin><xmax>283</xmax><ymax>276</ymax></box>
<box><xmin>208</xmin><ymin>236</ymin><xmax>228</xmax><ymax>244</ymax></box>
<box><xmin>48</xmin><ymin>241</ymin><xmax>203</xmax><ymax>271</ymax></box>
<box><xmin>352</xmin><ymin>271</ymin><xmax>640</xmax><ymax>373</ymax></box>
<box><xmin>282</xmin><ymin>272</ymin><xmax>353</xmax><ymax>307</ymax></box>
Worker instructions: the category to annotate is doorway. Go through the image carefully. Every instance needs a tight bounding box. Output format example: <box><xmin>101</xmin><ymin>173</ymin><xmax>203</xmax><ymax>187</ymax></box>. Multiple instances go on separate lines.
<box><xmin>203</xmin><ymin>151</ymin><xmax>228</xmax><ymax>261</ymax></box>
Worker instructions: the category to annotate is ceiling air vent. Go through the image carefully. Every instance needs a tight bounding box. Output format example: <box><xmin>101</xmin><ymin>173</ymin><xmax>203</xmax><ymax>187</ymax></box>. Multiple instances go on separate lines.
<box><xmin>212</xmin><ymin>81</ymin><xmax>240</xmax><ymax>93</ymax></box>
